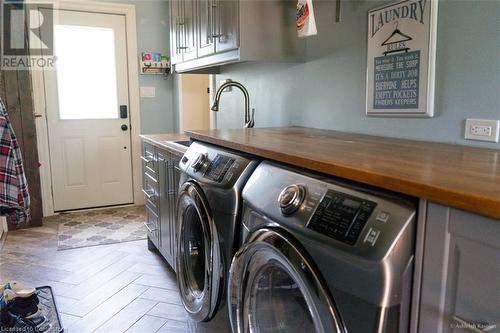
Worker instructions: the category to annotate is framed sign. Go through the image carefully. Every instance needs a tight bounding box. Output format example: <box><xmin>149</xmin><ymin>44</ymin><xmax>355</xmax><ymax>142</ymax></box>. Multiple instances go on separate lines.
<box><xmin>366</xmin><ymin>0</ymin><xmax>438</xmax><ymax>117</ymax></box>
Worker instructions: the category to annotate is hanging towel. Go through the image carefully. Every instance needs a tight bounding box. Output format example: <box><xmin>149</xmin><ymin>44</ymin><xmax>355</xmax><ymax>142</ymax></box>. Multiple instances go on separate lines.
<box><xmin>0</xmin><ymin>98</ymin><xmax>30</xmax><ymax>225</ymax></box>
<box><xmin>297</xmin><ymin>0</ymin><xmax>317</xmax><ymax>37</ymax></box>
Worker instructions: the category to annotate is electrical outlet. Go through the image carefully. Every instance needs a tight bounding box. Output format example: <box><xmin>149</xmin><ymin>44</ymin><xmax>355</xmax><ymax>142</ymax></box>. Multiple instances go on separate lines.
<box><xmin>465</xmin><ymin>118</ymin><xmax>500</xmax><ymax>142</ymax></box>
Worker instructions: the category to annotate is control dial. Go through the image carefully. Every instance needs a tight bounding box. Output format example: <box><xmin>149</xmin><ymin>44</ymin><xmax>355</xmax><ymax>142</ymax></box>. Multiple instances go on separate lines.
<box><xmin>278</xmin><ymin>184</ymin><xmax>307</xmax><ymax>215</ymax></box>
<box><xmin>191</xmin><ymin>153</ymin><xmax>208</xmax><ymax>172</ymax></box>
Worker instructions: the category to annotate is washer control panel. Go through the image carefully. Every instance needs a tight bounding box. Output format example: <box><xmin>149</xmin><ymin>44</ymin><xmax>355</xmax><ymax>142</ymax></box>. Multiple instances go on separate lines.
<box><xmin>242</xmin><ymin>161</ymin><xmax>416</xmax><ymax>259</ymax></box>
<box><xmin>307</xmin><ymin>190</ymin><xmax>377</xmax><ymax>245</ymax></box>
<box><xmin>180</xmin><ymin>141</ymin><xmax>257</xmax><ymax>187</ymax></box>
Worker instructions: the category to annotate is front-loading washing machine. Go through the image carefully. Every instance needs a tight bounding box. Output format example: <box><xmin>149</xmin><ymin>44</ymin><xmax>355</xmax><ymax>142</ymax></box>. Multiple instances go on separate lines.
<box><xmin>228</xmin><ymin>161</ymin><xmax>416</xmax><ymax>333</ymax></box>
<box><xmin>176</xmin><ymin>141</ymin><xmax>259</xmax><ymax>329</ymax></box>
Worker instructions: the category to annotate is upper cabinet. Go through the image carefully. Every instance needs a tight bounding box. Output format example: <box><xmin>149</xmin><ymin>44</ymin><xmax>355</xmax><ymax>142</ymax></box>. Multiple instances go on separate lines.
<box><xmin>170</xmin><ymin>0</ymin><xmax>197</xmax><ymax>64</ymax></box>
<box><xmin>170</xmin><ymin>0</ymin><xmax>304</xmax><ymax>73</ymax></box>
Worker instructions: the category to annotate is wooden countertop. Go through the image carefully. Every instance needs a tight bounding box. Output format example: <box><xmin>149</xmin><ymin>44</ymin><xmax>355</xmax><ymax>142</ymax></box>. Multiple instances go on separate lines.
<box><xmin>185</xmin><ymin>127</ymin><xmax>500</xmax><ymax>219</ymax></box>
<box><xmin>139</xmin><ymin>133</ymin><xmax>190</xmax><ymax>155</ymax></box>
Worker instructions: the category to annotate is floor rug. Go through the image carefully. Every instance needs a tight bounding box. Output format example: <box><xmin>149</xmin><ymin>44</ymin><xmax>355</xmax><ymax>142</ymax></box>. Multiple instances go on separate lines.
<box><xmin>54</xmin><ymin>206</ymin><xmax>147</xmax><ymax>250</ymax></box>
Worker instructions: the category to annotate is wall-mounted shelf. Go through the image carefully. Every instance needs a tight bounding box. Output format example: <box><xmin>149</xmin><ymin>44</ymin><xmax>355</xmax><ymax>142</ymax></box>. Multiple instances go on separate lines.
<box><xmin>140</xmin><ymin>52</ymin><xmax>170</xmax><ymax>77</ymax></box>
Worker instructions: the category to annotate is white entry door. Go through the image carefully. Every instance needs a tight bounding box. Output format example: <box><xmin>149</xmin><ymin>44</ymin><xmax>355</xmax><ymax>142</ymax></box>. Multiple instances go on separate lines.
<box><xmin>43</xmin><ymin>9</ymin><xmax>133</xmax><ymax>211</ymax></box>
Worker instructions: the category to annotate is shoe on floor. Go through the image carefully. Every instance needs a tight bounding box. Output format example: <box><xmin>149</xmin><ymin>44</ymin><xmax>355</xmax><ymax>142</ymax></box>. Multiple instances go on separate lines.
<box><xmin>0</xmin><ymin>281</ymin><xmax>37</xmax><ymax>298</ymax></box>
<box><xmin>0</xmin><ymin>310</ymin><xmax>47</xmax><ymax>333</ymax></box>
<box><xmin>1</xmin><ymin>290</ymin><xmax>40</xmax><ymax>317</ymax></box>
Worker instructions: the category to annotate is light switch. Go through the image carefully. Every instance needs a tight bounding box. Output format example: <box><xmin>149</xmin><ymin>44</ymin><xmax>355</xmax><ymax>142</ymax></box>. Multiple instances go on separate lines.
<box><xmin>140</xmin><ymin>86</ymin><xmax>156</xmax><ymax>98</ymax></box>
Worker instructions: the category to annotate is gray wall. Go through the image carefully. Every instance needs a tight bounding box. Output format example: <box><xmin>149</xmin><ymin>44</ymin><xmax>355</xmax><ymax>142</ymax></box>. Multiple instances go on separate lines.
<box><xmin>215</xmin><ymin>0</ymin><xmax>500</xmax><ymax>148</ymax></box>
<box><xmin>127</xmin><ymin>0</ymin><xmax>175</xmax><ymax>134</ymax></box>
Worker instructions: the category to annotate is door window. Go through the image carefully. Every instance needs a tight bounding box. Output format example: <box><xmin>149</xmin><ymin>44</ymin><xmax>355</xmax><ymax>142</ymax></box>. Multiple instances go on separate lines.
<box><xmin>54</xmin><ymin>25</ymin><xmax>119</xmax><ymax>120</ymax></box>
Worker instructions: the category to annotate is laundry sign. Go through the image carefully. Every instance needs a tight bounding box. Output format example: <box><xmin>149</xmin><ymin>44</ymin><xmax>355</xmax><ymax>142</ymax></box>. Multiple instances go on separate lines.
<box><xmin>366</xmin><ymin>0</ymin><xmax>438</xmax><ymax>117</ymax></box>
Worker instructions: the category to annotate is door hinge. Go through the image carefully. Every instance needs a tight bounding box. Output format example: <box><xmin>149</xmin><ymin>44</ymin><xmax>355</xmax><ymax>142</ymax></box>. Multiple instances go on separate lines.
<box><xmin>207</xmin><ymin>87</ymin><xmax>210</xmax><ymax>94</ymax></box>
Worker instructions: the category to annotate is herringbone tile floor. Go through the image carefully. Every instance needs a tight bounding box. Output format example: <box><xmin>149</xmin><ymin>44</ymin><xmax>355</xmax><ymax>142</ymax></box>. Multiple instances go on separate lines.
<box><xmin>0</xmin><ymin>215</ymin><xmax>230</xmax><ymax>333</ymax></box>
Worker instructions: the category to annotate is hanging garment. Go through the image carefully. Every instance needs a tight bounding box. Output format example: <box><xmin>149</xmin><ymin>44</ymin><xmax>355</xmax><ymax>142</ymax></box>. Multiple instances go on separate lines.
<box><xmin>0</xmin><ymin>98</ymin><xmax>30</xmax><ymax>225</ymax></box>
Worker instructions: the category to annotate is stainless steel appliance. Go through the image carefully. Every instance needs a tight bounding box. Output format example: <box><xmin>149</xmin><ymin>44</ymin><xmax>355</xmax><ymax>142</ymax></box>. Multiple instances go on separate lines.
<box><xmin>176</xmin><ymin>141</ymin><xmax>259</xmax><ymax>327</ymax></box>
<box><xmin>228</xmin><ymin>161</ymin><xmax>416</xmax><ymax>333</ymax></box>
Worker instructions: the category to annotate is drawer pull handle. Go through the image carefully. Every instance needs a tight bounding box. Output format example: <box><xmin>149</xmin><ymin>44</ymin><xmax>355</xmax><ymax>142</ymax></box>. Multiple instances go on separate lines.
<box><xmin>452</xmin><ymin>315</ymin><xmax>496</xmax><ymax>333</ymax></box>
<box><xmin>141</xmin><ymin>155</ymin><xmax>154</xmax><ymax>163</ymax></box>
<box><xmin>142</xmin><ymin>189</ymin><xmax>155</xmax><ymax>199</ymax></box>
<box><xmin>144</xmin><ymin>222</ymin><xmax>157</xmax><ymax>233</ymax></box>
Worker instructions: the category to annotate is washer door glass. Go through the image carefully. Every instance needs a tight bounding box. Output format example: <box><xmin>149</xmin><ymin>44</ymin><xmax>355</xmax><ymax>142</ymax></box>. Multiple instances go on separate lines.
<box><xmin>247</xmin><ymin>262</ymin><xmax>316</xmax><ymax>332</ymax></box>
<box><xmin>177</xmin><ymin>181</ymin><xmax>222</xmax><ymax>322</ymax></box>
<box><xmin>228</xmin><ymin>228</ymin><xmax>345</xmax><ymax>333</ymax></box>
<box><xmin>182</xmin><ymin>204</ymin><xmax>206</xmax><ymax>297</ymax></box>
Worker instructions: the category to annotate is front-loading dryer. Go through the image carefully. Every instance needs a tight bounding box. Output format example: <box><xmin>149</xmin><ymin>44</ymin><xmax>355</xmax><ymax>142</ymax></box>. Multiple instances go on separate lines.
<box><xmin>228</xmin><ymin>161</ymin><xmax>416</xmax><ymax>333</ymax></box>
<box><xmin>176</xmin><ymin>141</ymin><xmax>259</xmax><ymax>329</ymax></box>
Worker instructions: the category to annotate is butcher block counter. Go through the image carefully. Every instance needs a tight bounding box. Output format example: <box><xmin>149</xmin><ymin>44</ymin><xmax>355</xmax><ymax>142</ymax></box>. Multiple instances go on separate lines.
<box><xmin>185</xmin><ymin>127</ymin><xmax>500</xmax><ymax>219</ymax></box>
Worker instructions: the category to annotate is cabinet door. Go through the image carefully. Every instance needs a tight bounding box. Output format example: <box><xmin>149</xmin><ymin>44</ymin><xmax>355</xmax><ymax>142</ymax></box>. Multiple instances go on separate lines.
<box><xmin>197</xmin><ymin>0</ymin><xmax>216</xmax><ymax>57</ymax></box>
<box><xmin>170</xmin><ymin>0</ymin><xmax>184</xmax><ymax>64</ymax></box>
<box><xmin>215</xmin><ymin>0</ymin><xmax>239</xmax><ymax>53</ymax></box>
<box><xmin>180</xmin><ymin>0</ymin><xmax>197</xmax><ymax>61</ymax></box>
<box><xmin>419</xmin><ymin>203</ymin><xmax>500</xmax><ymax>333</ymax></box>
<box><xmin>158</xmin><ymin>151</ymin><xmax>174</xmax><ymax>267</ymax></box>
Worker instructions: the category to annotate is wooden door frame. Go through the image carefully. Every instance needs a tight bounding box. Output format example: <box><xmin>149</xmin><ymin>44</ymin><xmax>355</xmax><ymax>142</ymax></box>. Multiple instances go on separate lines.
<box><xmin>31</xmin><ymin>1</ymin><xmax>143</xmax><ymax>216</ymax></box>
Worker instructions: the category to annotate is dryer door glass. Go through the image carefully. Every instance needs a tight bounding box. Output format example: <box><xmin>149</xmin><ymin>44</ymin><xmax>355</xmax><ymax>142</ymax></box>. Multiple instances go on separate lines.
<box><xmin>228</xmin><ymin>229</ymin><xmax>345</xmax><ymax>333</ymax></box>
<box><xmin>177</xmin><ymin>182</ymin><xmax>222</xmax><ymax>322</ymax></box>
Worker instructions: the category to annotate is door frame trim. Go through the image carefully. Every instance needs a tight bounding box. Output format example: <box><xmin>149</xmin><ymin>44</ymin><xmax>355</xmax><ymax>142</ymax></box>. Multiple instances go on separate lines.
<box><xmin>31</xmin><ymin>1</ymin><xmax>143</xmax><ymax>216</ymax></box>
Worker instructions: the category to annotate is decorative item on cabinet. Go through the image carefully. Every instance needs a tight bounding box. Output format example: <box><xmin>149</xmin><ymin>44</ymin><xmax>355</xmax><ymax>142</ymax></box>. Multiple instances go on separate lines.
<box><xmin>140</xmin><ymin>52</ymin><xmax>170</xmax><ymax>78</ymax></box>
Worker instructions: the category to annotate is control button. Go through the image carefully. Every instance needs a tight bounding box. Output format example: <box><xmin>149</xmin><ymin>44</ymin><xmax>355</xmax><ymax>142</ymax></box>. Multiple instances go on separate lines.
<box><xmin>181</xmin><ymin>156</ymin><xmax>189</xmax><ymax>164</ymax></box>
<box><xmin>364</xmin><ymin>227</ymin><xmax>380</xmax><ymax>246</ymax></box>
<box><xmin>191</xmin><ymin>153</ymin><xmax>207</xmax><ymax>172</ymax></box>
<box><xmin>376</xmin><ymin>211</ymin><xmax>390</xmax><ymax>223</ymax></box>
<box><xmin>278</xmin><ymin>184</ymin><xmax>307</xmax><ymax>215</ymax></box>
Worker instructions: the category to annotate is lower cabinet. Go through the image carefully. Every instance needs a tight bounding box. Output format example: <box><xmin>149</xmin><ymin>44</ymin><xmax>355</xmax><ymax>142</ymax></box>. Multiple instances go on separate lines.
<box><xmin>418</xmin><ymin>203</ymin><xmax>500</xmax><ymax>333</ymax></box>
<box><xmin>142</xmin><ymin>142</ymin><xmax>183</xmax><ymax>271</ymax></box>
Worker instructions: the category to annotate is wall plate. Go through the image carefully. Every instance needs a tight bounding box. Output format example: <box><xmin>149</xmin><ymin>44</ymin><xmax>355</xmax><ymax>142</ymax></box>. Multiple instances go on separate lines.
<box><xmin>465</xmin><ymin>118</ymin><xmax>500</xmax><ymax>143</ymax></box>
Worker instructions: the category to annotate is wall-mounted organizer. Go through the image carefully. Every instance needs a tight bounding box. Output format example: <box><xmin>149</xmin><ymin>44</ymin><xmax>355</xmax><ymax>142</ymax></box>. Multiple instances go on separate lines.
<box><xmin>140</xmin><ymin>52</ymin><xmax>170</xmax><ymax>78</ymax></box>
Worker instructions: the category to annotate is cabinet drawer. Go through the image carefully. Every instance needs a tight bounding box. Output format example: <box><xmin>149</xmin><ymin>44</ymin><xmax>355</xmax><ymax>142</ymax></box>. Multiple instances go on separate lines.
<box><xmin>143</xmin><ymin>172</ymin><xmax>159</xmax><ymax>211</ymax></box>
<box><xmin>141</xmin><ymin>143</ymin><xmax>157</xmax><ymax>178</ymax></box>
<box><xmin>145</xmin><ymin>205</ymin><xmax>159</xmax><ymax>245</ymax></box>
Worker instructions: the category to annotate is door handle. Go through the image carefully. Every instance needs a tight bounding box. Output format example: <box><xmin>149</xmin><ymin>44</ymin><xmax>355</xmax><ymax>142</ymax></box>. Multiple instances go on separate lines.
<box><xmin>121</xmin><ymin>124</ymin><xmax>128</xmax><ymax>131</ymax></box>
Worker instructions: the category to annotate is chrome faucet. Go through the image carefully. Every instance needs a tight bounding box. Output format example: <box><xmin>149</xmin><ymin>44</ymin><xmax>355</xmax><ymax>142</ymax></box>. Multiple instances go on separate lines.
<box><xmin>211</xmin><ymin>80</ymin><xmax>255</xmax><ymax>128</ymax></box>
